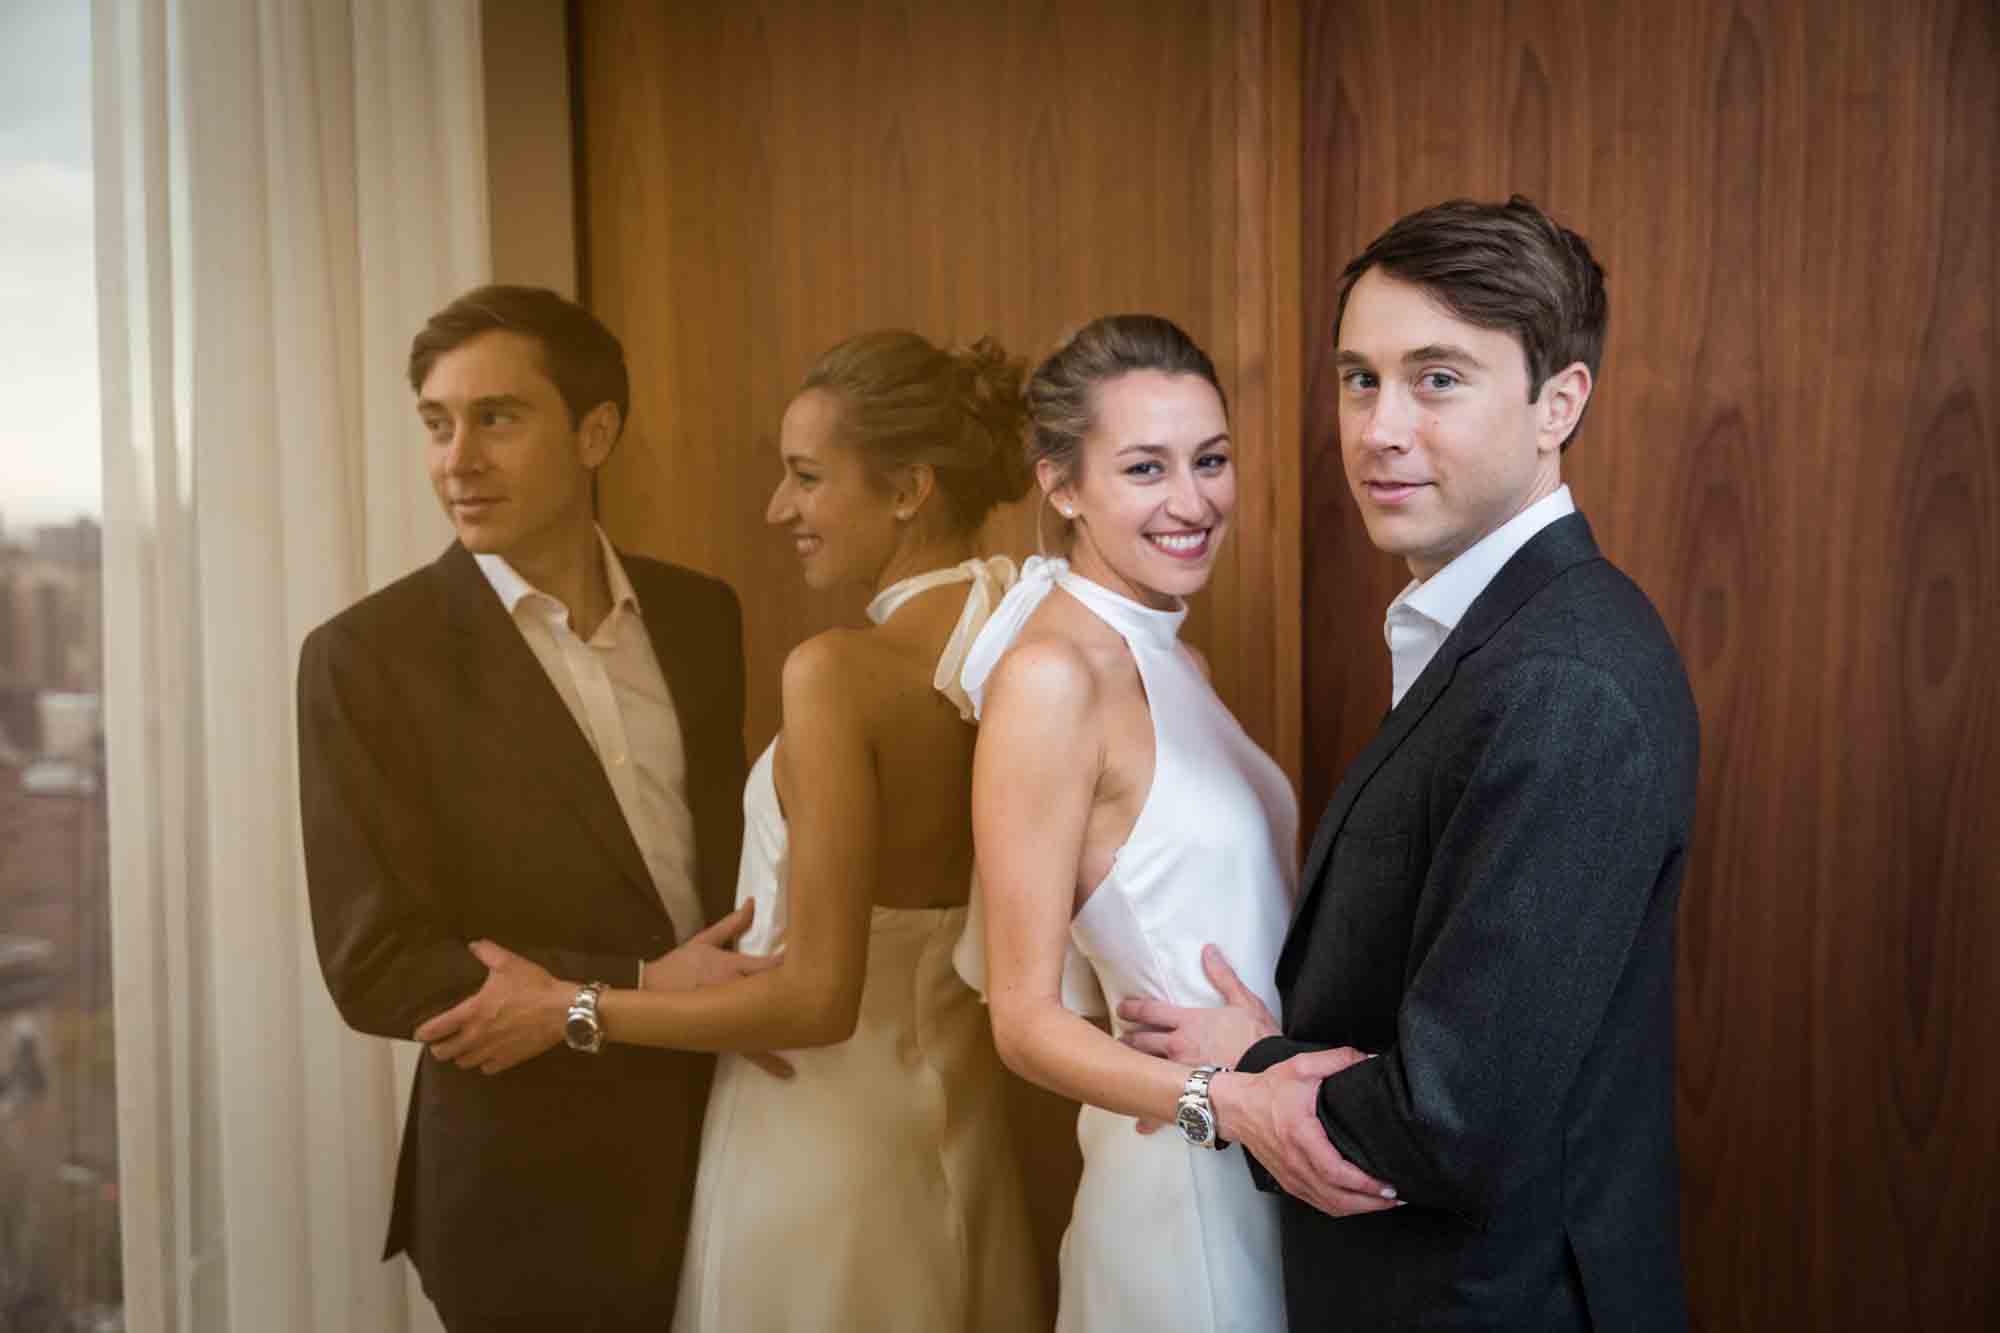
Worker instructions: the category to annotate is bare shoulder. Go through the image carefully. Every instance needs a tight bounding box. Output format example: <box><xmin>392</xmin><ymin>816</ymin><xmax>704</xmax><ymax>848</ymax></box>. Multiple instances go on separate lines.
<box><xmin>984</xmin><ymin>628</ymin><xmax>1101</xmax><ymax>724</ymax></box>
<box><xmin>780</xmin><ymin>628</ymin><xmax>875</xmax><ymax>716</ymax></box>
<box><xmin>1181</xmin><ymin>639</ymin><xmax>1211</xmax><ymax>680</ymax></box>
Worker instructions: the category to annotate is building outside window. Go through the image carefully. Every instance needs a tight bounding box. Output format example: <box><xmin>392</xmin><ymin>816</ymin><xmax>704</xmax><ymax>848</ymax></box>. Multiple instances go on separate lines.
<box><xmin>0</xmin><ymin>3</ymin><xmax>119</xmax><ymax>1329</ymax></box>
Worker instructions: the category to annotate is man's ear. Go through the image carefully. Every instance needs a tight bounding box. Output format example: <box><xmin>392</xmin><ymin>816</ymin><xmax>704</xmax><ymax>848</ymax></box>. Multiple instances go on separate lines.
<box><xmin>1538</xmin><ymin>362</ymin><xmax>1592</xmax><ymax>453</ymax></box>
<box><xmin>578</xmin><ymin>401</ymin><xmax>622</xmax><ymax>469</ymax></box>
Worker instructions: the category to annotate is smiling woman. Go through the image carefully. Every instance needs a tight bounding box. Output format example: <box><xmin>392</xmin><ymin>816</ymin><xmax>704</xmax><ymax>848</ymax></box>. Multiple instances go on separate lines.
<box><xmin>1022</xmin><ymin>315</ymin><xmax>1237</xmax><ymax>607</ymax></box>
<box><xmin>958</xmin><ymin>314</ymin><xmax>1310</xmax><ymax>1333</ymax></box>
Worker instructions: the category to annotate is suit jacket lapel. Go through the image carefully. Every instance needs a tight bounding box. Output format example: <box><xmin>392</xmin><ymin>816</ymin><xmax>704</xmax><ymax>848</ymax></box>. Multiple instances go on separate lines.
<box><xmin>1281</xmin><ymin>514</ymin><xmax>1606</xmax><ymax>988</ymax></box>
<box><xmin>435</xmin><ymin>543</ymin><xmax>661</xmax><ymax>914</ymax></box>
<box><xmin>1280</xmin><ymin>657</ymin><xmax>1458</xmax><ymax>986</ymax></box>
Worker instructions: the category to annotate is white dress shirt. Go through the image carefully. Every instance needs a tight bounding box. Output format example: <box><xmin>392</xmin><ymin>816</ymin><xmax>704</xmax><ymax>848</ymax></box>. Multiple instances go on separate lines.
<box><xmin>475</xmin><ymin>529</ymin><xmax>705</xmax><ymax>954</ymax></box>
<box><xmin>1384</xmin><ymin>485</ymin><xmax>1577</xmax><ymax>708</ymax></box>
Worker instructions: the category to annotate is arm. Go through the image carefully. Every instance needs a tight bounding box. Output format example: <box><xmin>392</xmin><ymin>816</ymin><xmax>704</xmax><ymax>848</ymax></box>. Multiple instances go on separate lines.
<box><xmin>1296</xmin><ymin>656</ymin><xmax>1673</xmax><ymax>1222</ymax></box>
<box><xmin>299</xmin><ymin>621</ymin><xmax>496</xmax><ymax>1037</ymax></box>
<box><xmin>972</xmin><ymin>640</ymin><xmax>1190</xmax><ymax>1125</ymax></box>
<box><xmin>298</xmin><ymin>621</ymin><xmax>643</xmax><ymax>1044</ymax></box>
<box><xmin>588</xmin><ymin>633</ymin><xmax>881</xmax><ymax>1052</ymax></box>
<box><xmin>1120</xmin><ymin>943</ymin><xmax>1398</xmax><ymax>1214</ymax></box>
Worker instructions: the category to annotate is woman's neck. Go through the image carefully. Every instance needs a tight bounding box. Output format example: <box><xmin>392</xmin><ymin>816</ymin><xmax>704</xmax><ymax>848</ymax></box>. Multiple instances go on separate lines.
<box><xmin>873</xmin><ymin>530</ymin><xmax>980</xmax><ymax>597</ymax></box>
<box><xmin>1063</xmin><ymin>533</ymin><xmax>1181</xmax><ymax>611</ymax></box>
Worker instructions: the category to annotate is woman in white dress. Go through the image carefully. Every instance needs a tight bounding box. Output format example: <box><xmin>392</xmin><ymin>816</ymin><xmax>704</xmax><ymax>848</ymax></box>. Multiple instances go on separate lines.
<box><xmin>454</xmin><ymin>330</ymin><xmax>1046</xmax><ymax>1331</ymax></box>
<box><xmin>962</xmin><ymin>315</ymin><xmax>1296</xmax><ymax>1333</ymax></box>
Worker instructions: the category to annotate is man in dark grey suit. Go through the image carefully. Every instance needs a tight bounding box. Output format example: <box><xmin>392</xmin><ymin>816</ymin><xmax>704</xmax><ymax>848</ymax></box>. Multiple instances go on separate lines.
<box><xmin>1124</xmin><ymin>197</ymin><xmax>1697</xmax><ymax>1329</ymax></box>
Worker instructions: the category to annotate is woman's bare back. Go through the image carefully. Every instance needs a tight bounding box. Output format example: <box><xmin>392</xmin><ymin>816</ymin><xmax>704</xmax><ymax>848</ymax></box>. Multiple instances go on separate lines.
<box><xmin>776</xmin><ymin>580</ymin><xmax>988</xmax><ymax>910</ymax></box>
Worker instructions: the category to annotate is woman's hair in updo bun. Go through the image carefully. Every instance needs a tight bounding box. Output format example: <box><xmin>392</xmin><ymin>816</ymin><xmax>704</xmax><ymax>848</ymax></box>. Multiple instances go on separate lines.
<box><xmin>799</xmin><ymin>330</ymin><xmax>1033</xmax><ymax>533</ymax></box>
<box><xmin>1025</xmin><ymin>314</ymin><xmax>1227</xmax><ymax>487</ymax></box>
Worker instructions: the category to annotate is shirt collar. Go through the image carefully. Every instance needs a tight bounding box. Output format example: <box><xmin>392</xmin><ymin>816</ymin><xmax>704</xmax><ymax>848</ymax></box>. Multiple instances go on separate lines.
<box><xmin>1390</xmin><ymin>484</ymin><xmax>1576</xmax><ymax>631</ymax></box>
<box><xmin>473</xmin><ymin>526</ymin><xmax>642</xmax><ymax>621</ymax></box>
<box><xmin>598</xmin><ymin>528</ymin><xmax>642</xmax><ymax>617</ymax></box>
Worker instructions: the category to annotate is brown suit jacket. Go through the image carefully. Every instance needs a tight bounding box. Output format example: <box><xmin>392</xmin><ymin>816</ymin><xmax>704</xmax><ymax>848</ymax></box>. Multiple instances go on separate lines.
<box><xmin>298</xmin><ymin>541</ymin><xmax>746</xmax><ymax>1317</ymax></box>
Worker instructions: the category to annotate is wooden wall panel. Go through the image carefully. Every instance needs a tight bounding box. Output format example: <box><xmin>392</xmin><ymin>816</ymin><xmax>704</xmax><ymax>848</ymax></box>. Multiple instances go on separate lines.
<box><xmin>577</xmin><ymin>0</ymin><xmax>1299</xmax><ymax>779</ymax></box>
<box><xmin>1301</xmin><ymin>1</ymin><xmax>1998</xmax><ymax>1328</ymax></box>
<box><xmin>576</xmin><ymin>1</ymin><xmax>1301</xmax><ymax>1317</ymax></box>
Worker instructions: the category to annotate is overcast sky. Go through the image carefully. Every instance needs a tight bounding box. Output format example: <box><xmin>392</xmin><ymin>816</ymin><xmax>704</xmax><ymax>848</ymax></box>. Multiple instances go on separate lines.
<box><xmin>0</xmin><ymin>1</ymin><xmax>97</xmax><ymax>535</ymax></box>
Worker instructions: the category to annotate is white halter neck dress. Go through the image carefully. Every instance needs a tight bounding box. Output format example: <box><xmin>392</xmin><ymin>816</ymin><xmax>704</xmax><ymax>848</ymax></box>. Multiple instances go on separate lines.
<box><xmin>673</xmin><ymin>557</ymin><xmax>1044</xmax><ymax>1333</ymax></box>
<box><xmin>961</xmin><ymin>555</ymin><xmax>1298</xmax><ymax>1333</ymax></box>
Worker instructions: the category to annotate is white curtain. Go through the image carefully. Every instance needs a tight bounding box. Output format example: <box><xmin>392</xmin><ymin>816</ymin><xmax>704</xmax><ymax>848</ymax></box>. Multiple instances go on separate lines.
<box><xmin>94</xmin><ymin>2</ymin><xmax>488</xmax><ymax>1328</ymax></box>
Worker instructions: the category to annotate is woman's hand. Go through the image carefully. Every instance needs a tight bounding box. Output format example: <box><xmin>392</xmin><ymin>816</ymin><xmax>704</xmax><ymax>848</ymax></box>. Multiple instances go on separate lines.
<box><xmin>1116</xmin><ymin>943</ymin><xmax>1281</xmax><ymax>1068</ymax></box>
<box><xmin>640</xmin><ymin>903</ymin><xmax>795</xmax><ymax>1077</ymax></box>
<box><xmin>641</xmin><ymin>902</ymin><xmax>782</xmax><ymax>992</ymax></box>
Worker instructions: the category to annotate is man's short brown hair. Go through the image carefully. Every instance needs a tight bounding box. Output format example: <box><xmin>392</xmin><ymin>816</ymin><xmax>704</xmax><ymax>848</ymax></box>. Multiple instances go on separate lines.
<box><xmin>408</xmin><ymin>285</ymin><xmax>630</xmax><ymax>436</ymax></box>
<box><xmin>1335</xmin><ymin>196</ymin><xmax>1608</xmax><ymax>448</ymax></box>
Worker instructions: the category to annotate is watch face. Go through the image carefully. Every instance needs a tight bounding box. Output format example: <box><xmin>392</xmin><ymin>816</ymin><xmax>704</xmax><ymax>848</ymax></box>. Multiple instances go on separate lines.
<box><xmin>564</xmin><ymin>1014</ymin><xmax>596</xmax><ymax>1048</ymax></box>
<box><xmin>1177</xmin><ymin>1103</ymin><xmax>1211</xmax><ymax>1145</ymax></box>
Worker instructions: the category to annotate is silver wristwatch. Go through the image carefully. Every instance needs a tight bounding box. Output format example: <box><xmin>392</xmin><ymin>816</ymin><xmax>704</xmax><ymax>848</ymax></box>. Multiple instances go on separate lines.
<box><xmin>563</xmin><ymin>981</ymin><xmax>608</xmax><ymax>1054</ymax></box>
<box><xmin>1176</xmin><ymin>1064</ymin><xmax>1227</xmax><ymax>1149</ymax></box>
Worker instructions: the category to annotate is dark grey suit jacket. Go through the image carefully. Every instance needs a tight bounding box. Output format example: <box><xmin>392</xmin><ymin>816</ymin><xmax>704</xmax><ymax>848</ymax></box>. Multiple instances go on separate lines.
<box><xmin>1241</xmin><ymin>513</ymin><xmax>1697</xmax><ymax>1330</ymax></box>
<box><xmin>297</xmin><ymin>541</ymin><xmax>746</xmax><ymax>1318</ymax></box>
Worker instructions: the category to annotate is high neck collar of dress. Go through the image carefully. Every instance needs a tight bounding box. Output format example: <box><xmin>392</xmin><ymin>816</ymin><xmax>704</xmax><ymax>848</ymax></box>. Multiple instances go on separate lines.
<box><xmin>1043</xmin><ymin>556</ymin><xmax>1187</xmax><ymax>651</ymax></box>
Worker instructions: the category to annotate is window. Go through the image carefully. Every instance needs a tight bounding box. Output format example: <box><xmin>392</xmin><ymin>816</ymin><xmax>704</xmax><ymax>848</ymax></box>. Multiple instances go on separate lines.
<box><xmin>0</xmin><ymin>3</ymin><xmax>119</xmax><ymax>1328</ymax></box>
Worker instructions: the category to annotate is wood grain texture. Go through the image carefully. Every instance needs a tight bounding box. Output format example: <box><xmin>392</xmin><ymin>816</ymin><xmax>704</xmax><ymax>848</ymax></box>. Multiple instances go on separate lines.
<box><xmin>1235</xmin><ymin>0</ymin><xmax>1306</xmax><ymax>784</ymax></box>
<box><xmin>575</xmin><ymin>1</ymin><xmax>1304</xmax><ymax>1317</ymax></box>
<box><xmin>1300</xmin><ymin>1</ymin><xmax>1999</xmax><ymax>1328</ymax></box>
<box><xmin>576</xmin><ymin>0</ymin><xmax>1300</xmax><ymax>777</ymax></box>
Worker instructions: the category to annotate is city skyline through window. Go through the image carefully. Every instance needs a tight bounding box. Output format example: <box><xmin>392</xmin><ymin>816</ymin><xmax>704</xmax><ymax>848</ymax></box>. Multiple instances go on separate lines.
<box><xmin>0</xmin><ymin>3</ymin><xmax>120</xmax><ymax>1329</ymax></box>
